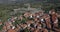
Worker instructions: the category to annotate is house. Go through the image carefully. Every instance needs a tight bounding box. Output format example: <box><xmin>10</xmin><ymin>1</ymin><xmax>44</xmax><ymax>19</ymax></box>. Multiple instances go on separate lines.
<box><xmin>7</xmin><ymin>29</ymin><xmax>16</xmax><ymax>32</ymax></box>
<box><xmin>0</xmin><ymin>22</ymin><xmax>2</xmax><ymax>25</ymax></box>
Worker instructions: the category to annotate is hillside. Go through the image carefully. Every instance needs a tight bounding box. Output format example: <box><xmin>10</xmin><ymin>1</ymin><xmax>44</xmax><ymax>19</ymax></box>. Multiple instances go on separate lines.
<box><xmin>0</xmin><ymin>0</ymin><xmax>60</xmax><ymax>4</ymax></box>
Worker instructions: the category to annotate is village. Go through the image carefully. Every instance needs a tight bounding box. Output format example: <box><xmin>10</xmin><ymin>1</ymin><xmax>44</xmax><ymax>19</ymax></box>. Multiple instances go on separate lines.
<box><xmin>0</xmin><ymin>7</ymin><xmax>60</xmax><ymax>32</ymax></box>
<box><xmin>0</xmin><ymin>3</ymin><xmax>60</xmax><ymax>32</ymax></box>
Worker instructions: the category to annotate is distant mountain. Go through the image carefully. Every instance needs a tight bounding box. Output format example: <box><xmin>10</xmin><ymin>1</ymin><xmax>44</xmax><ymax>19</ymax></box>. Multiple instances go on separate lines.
<box><xmin>0</xmin><ymin>0</ymin><xmax>60</xmax><ymax>4</ymax></box>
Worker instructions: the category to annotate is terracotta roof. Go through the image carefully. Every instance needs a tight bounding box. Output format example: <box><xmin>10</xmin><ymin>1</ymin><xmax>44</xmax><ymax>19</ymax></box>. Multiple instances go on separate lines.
<box><xmin>7</xmin><ymin>29</ymin><xmax>16</xmax><ymax>32</ymax></box>
<box><xmin>0</xmin><ymin>22</ymin><xmax>2</xmax><ymax>25</ymax></box>
<box><xmin>3</xmin><ymin>26</ymin><xmax>7</xmax><ymax>31</ymax></box>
